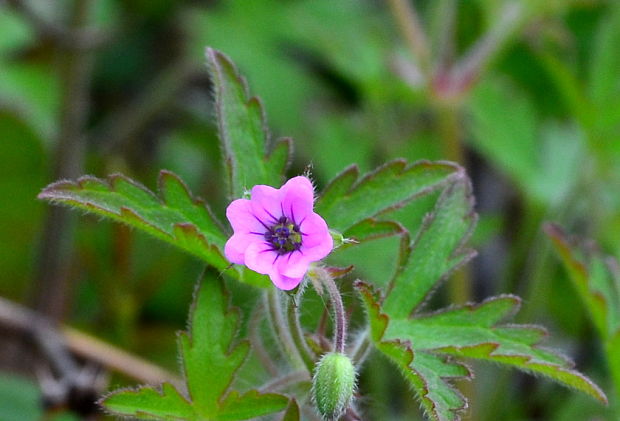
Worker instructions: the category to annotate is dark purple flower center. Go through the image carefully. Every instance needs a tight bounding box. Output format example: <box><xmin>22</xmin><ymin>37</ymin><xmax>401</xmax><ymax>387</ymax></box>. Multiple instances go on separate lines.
<box><xmin>265</xmin><ymin>216</ymin><xmax>302</xmax><ymax>255</ymax></box>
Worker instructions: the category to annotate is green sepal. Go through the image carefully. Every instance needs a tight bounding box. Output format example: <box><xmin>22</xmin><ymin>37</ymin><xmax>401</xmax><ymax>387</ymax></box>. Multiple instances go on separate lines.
<box><xmin>312</xmin><ymin>352</ymin><xmax>356</xmax><ymax>420</ymax></box>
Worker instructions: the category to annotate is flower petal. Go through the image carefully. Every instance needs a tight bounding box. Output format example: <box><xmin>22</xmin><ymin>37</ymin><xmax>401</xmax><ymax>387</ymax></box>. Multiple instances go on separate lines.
<box><xmin>300</xmin><ymin>213</ymin><xmax>330</xmax><ymax>247</ymax></box>
<box><xmin>282</xmin><ymin>176</ymin><xmax>314</xmax><ymax>199</ymax></box>
<box><xmin>277</xmin><ymin>251</ymin><xmax>310</xmax><ymax>278</ymax></box>
<box><xmin>269</xmin><ymin>269</ymin><xmax>304</xmax><ymax>290</ymax></box>
<box><xmin>301</xmin><ymin>230</ymin><xmax>334</xmax><ymax>261</ymax></box>
<box><xmin>226</xmin><ymin>199</ymin><xmax>263</xmax><ymax>233</ymax></box>
<box><xmin>224</xmin><ymin>233</ymin><xmax>254</xmax><ymax>264</ymax></box>
<box><xmin>250</xmin><ymin>184</ymin><xmax>283</xmax><ymax>225</ymax></box>
<box><xmin>245</xmin><ymin>241</ymin><xmax>278</xmax><ymax>275</ymax></box>
<box><xmin>282</xmin><ymin>190</ymin><xmax>313</xmax><ymax>224</ymax></box>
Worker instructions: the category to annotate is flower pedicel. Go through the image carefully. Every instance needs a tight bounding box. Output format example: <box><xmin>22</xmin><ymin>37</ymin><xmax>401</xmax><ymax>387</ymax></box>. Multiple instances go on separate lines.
<box><xmin>224</xmin><ymin>176</ymin><xmax>333</xmax><ymax>290</ymax></box>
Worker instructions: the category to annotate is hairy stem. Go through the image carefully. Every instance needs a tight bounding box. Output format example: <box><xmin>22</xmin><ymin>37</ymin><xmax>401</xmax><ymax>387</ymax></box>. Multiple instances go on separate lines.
<box><xmin>310</xmin><ymin>267</ymin><xmax>347</xmax><ymax>354</ymax></box>
<box><xmin>249</xmin><ymin>300</ymin><xmax>279</xmax><ymax>376</ymax></box>
<box><xmin>349</xmin><ymin>330</ymin><xmax>372</xmax><ymax>367</ymax></box>
<box><xmin>266</xmin><ymin>289</ymin><xmax>305</xmax><ymax>369</ymax></box>
<box><xmin>259</xmin><ymin>370</ymin><xmax>310</xmax><ymax>393</ymax></box>
<box><xmin>287</xmin><ymin>294</ymin><xmax>316</xmax><ymax>372</ymax></box>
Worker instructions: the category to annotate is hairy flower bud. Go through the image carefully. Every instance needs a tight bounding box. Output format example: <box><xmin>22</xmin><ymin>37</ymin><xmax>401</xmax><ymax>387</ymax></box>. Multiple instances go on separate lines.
<box><xmin>312</xmin><ymin>352</ymin><xmax>356</xmax><ymax>420</ymax></box>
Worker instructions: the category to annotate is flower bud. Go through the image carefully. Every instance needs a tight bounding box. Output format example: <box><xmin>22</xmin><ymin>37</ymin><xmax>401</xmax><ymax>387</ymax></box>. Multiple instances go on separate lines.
<box><xmin>312</xmin><ymin>352</ymin><xmax>356</xmax><ymax>420</ymax></box>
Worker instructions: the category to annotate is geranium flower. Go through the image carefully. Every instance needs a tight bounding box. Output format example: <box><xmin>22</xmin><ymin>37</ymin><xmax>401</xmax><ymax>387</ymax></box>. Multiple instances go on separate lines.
<box><xmin>224</xmin><ymin>176</ymin><xmax>333</xmax><ymax>290</ymax></box>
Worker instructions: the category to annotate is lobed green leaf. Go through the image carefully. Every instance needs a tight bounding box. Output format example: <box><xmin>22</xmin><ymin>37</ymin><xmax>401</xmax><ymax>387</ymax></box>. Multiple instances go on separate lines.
<box><xmin>279</xmin><ymin>399</ymin><xmax>300</xmax><ymax>421</ymax></box>
<box><xmin>206</xmin><ymin>48</ymin><xmax>291</xmax><ymax>199</ymax></box>
<box><xmin>38</xmin><ymin>171</ymin><xmax>270</xmax><ymax>287</ymax></box>
<box><xmin>356</xmin><ymin>281</ymin><xmax>469</xmax><ymax>421</ymax></box>
<box><xmin>39</xmin><ymin>171</ymin><xmax>225</xmax><ymax>264</ymax></box>
<box><xmin>383</xmin><ymin>175</ymin><xmax>477</xmax><ymax>319</ymax></box>
<box><xmin>102</xmin><ymin>383</ymin><xmax>196</xmax><ymax>420</ymax></box>
<box><xmin>546</xmin><ymin>223</ymin><xmax>620</xmax><ymax>340</ymax></box>
<box><xmin>386</xmin><ymin>296</ymin><xmax>607</xmax><ymax>404</ymax></box>
<box><xmin>315</xmin><ymin>160</ymin><xmax>460</xmax><ymax>234</ymax></box>
<box><xmin>101</xmin><ymin>274</ymin><xmax>288</xmax><ymax>420</ymax></box>
<box><xmin>218</xmin><ymin>390</ymin><xmax>290</xmax><ymax>420</ymax></box>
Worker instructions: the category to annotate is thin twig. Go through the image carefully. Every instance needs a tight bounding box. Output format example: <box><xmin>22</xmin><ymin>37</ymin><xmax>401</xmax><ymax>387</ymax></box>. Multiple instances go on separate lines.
<box><xmin>33</xmin><ymin>0</ymin><xmax>95</xmax><ymax>322</ymax></box>
<box><xmin>450</xmin><ymin>2</ymin><xmax>524</xmax><ymax>90</ymax></box>
<box><xmin>386</xmin><ymin>0</ymin><xmax>431</xmax><ymax>75</ymax></box>
<box><xmin>0</xmin><ymin>296</ymin><xmax>179</xmax><ymax>384</ymax></box>
<box><xmin>433</xmin><ymin>0</ymin><xmax>457</xmax><ymax>68</ymax></box>
<box><xmin>6</xmin><ymin>0</ymin><xmax>111</xmax><ymax>50</ymax></box>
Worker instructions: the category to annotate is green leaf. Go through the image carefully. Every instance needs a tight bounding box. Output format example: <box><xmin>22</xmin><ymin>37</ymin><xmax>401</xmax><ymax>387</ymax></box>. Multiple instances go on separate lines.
<box><xmin>315</xmin><ymin>160</ymin><xmax>460</xmax><ymax>233</ymax></box>
<box><xmin>589</xmin><ymin>2</ymin><xmax>620</xmax><ymax>115</ymax></box>
<box><xmin>218</xmin><ymin>391</ymin><xmax>291</xmax><ymax>420</ymax></box>
<box><xmin>383</xmin><ymin>176</ymin><xmax>477</xmax><ymax>319</ymax></box>
<box><xmin>467</xmin><ymin>78</ymin><xmax>538</xmax><ymax>192</ymax></box>
<box><xmin>545</xmin><ymin>223</ymin><xmax>620</xmax><ymax>339</ymax></box>
<box><xmin>354</xmin><ymin>196</ymin><xmax>609</xmax><ymax>419</ymax></box>
<box><xmin>206</xmin><ymin>48</ymin><xmax>291</xmax><ymax>199</ymax></box>
<box><xmin>386</xmin><ymin>296</ymin><xmax>607</xmax><ymax>404</ymax></box>
<box><xmin>103</xmin><ymin>383</ymin><xmax>195</xmax><ymax>419</ymax></box>
<box><xmin>0</xmin><ymin>110</ymin><xmax>46</xmax><ymax>298</ymax></box>
<box><xmin>0</xmin><ymin>373</ymin><xmax>43</xmax><ymax>421</ymax></box>
<box><xmin>38</xmin><ymin>170</ymin><xmax>269</xmax><ymax>285</ymax></box>
<box><xmin>356</xmin><ymin>281</ymin><xmax>469</xmax><ymax>421</ymax></box>
<box><xmin>100</xmin><ymin>274</ymin><xmax>288</xmax><ymax>420</ymax></box>
<box><xmin>279</xmin><ymin>399</ymin><xmax>300</xmax><ymax>421</ymax></box>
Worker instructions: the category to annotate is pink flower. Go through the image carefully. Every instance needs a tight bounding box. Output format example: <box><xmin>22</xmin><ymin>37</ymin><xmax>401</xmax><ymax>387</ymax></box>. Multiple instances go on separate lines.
<box><xmin>224</xmin><ymin>176</ymin><xmax>333</xmax><ymax>290</ymax></box>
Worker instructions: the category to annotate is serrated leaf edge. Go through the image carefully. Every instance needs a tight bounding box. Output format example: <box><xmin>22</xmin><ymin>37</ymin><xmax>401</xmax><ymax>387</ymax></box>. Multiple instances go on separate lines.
<box><xmin>318</xmin><ymin>159</ymin><xmax>462</xmax><ymax>219</ymax></box>
<box><xmin>38</xmin><ymin>171</ymin><xmax>231</xmax><ymax>270</ymax></box>
<box><xmin>407</xmin><ymin>295</ymin><xmax>608</xmax><ymax>404</ymax></box>
<box><xmin>355</xmin><ymin>280</ymin><xmax>470</xmax><ymax>421</ymax></box>
<box><xmin>386</xmin><ymin>174</ymin><xmax>478</xmax><ymax>316</ymax></box>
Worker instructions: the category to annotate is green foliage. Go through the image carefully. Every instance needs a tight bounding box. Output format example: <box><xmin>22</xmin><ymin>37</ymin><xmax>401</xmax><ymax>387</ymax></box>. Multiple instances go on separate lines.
<box><xmin>546</xmin><ymin>224</ymin><xmax>620</xmax><ymax>340</ymax></box>
<box><xmin>0</xmin><ymin>110</ymin><xmax>45</xmax><ymax>298</ymax></box>
<box><xmin>279</xmin><ymin>399</ymin><xmax>300</xmax><ymax>421</ymax></box>
<box><xmin>546</xmin><ymin>224</ymin><xmax>620</xmax><ymax>401</ymax></box>
<box><xmin>466</xmin><ymin>79</ymin><xmax>583</xmax><ymax>206</ymax></box>
<box><xmin>589</xmin><ymin>2</ymin><xmax>620</xmax><ymax>144</ymax></box>
<box><xmin>0</xmin><ymin>374</ymin><xmax>43</xmax><ymax>421</ymax></box>
<box><xmin>101</xmin><ymin>274</ymin><xmax>289</xmax><ymax>420</ymax></box>
<box><xmin>316</xmin><ymin>160</ymin><xmax>460</xmax><ymax>233</ymax></box>
<box><xmin>356</xmin><ymin>281</ymin><xmax>469</xmax><ymax>421</ymax></box>
<box><xmin>383</xmin><ymin>176</ymin><xmax>476</xmax><ymax>318</ymax></box>
<box><xmin>39</xmin><ymin>171</ymin><xmax>230</xmax><ymax>270</ymax></box>
<box><xmin>206</xmin><ymin>48</ymin><xmax>291</xmax><ymax>200</ymax></box>
<box><xmin>354</xmin><ymin>176</ymin><xmax>607</xmax><ymax>421</ymax></box>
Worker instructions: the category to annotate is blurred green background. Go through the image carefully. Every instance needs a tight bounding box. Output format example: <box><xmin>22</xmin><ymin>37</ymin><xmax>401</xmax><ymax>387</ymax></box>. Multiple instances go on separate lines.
<box><xmin>1</xmin><ymin>0</ymin><xmax>620</xmax><ymax>419</ymax></box>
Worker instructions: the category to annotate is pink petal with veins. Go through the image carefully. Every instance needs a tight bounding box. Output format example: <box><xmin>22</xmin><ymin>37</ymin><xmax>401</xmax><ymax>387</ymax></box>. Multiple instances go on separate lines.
<box><xmin>224</xmin><ymin>176</ymin><xmax>333</xmax><ymax>290</ymax></box>
<box><xmin>224</xmin><ymin>232</ymin><xmax>254</xmax><ymax>265</ymax></box>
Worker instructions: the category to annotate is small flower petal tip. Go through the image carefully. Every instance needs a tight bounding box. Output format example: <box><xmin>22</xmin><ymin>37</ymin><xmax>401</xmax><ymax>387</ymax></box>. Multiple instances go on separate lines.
<box><xmin>224</xmin><ymin>176</ymin><xmax>334</xmax><ymax>290</ymax></box>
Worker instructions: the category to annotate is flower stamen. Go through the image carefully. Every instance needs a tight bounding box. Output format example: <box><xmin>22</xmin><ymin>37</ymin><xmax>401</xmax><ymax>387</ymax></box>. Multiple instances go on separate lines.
<box><xmin>264</xmin><ymin>216</ymin><xmax>303</xmax><ymax>255</ymax></box>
